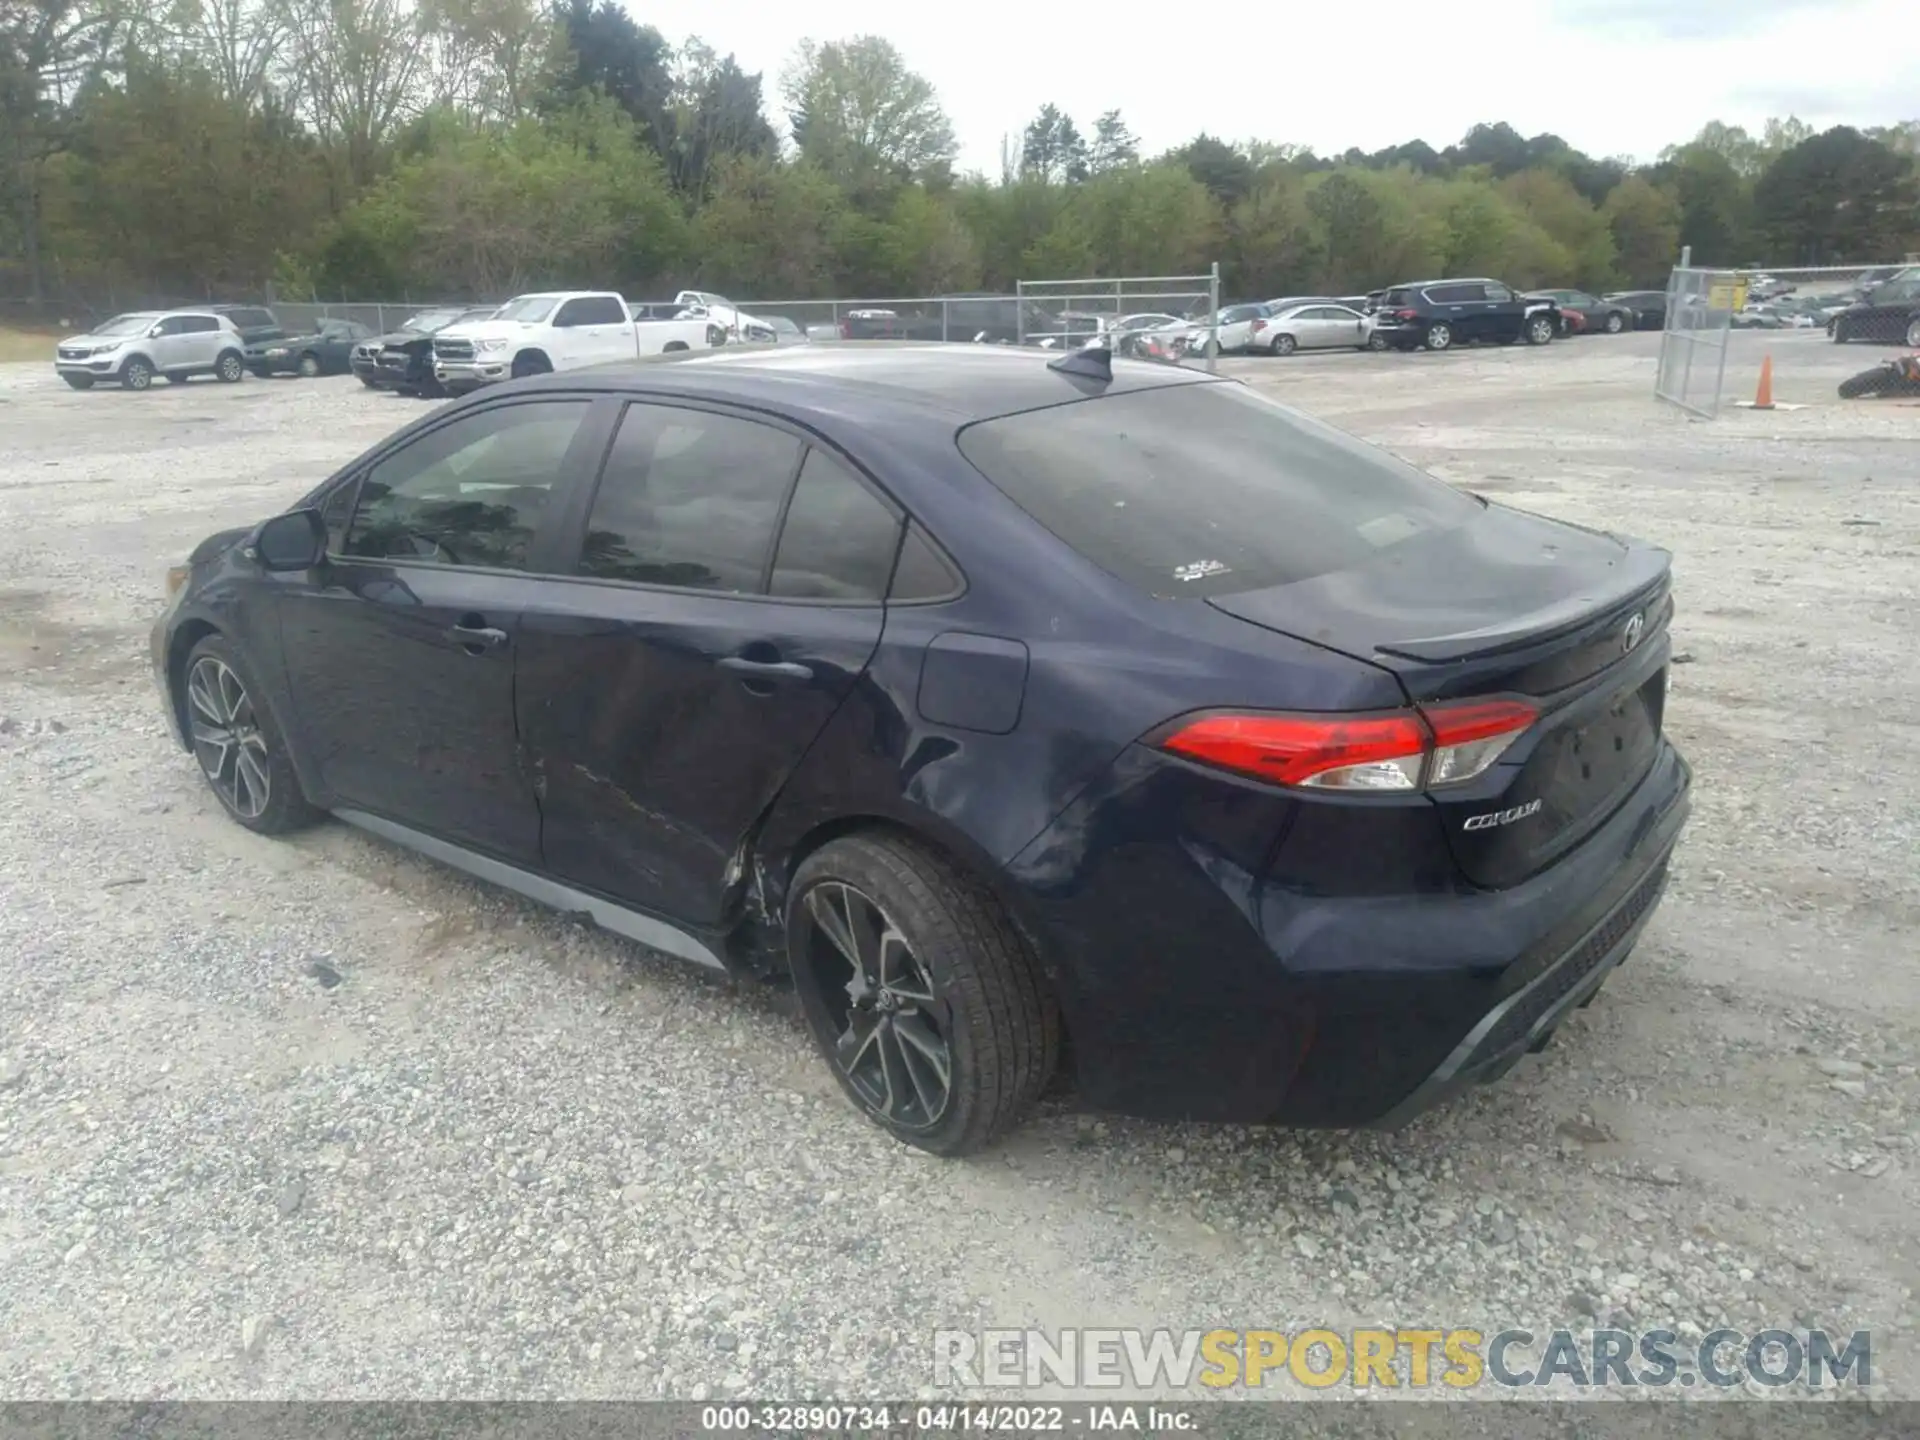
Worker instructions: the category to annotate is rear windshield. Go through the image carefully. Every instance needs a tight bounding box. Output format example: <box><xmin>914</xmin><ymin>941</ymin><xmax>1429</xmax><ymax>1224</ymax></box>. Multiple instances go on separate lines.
<box><xmin>955</xmin><ymin>382</ymin><xmax>1481</xmax><ymax>598</ymax></box>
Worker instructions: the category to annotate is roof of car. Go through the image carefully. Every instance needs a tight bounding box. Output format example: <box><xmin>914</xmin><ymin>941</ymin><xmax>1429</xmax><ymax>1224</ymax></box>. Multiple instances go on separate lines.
<box><xmin>526</xmin><ymin>342</ymin><xmax>1218</xmax><ymax>423</ymax></box>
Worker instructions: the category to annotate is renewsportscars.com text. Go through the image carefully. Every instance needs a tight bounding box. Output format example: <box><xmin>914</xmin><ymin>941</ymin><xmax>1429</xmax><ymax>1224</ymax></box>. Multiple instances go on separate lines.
<box><xmin>933</xmin><ymin>1327</ymin><xmax>1871</xmax><ymax>1391</ymax></box>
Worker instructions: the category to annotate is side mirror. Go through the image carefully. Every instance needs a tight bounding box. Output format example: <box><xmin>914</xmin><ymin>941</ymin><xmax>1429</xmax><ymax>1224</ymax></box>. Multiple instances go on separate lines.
<box><xmin>250</xmin><ymin>508</ymin><xmax>327</xmax><ymax>571</ymax></box>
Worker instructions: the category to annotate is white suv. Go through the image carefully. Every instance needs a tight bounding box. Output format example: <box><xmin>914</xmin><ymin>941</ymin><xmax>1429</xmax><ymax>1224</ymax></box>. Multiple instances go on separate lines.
<box><xmin>54</xmin><ymin>309</ymin><xmax>248</xmax><ymax>391</ymax></box>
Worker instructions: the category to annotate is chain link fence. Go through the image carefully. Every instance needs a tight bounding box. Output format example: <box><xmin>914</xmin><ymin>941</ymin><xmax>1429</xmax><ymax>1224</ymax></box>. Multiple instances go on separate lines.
<box><xmin>1653</xmin><ymin>265</ymin><xmax>1737</xmax><ymax>418</ymax></box>
<box><xmin>1016</xmin><ymin>272</ymin><xmax>1222</xmax><ymax>371</ymax></box>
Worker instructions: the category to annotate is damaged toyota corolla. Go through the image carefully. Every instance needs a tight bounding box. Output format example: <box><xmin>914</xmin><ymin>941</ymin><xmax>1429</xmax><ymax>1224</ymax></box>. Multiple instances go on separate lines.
<box><xmin>150</xmin><ymin>342</ymin><xmax>1690</xmax><ymax>1154</ymax></box>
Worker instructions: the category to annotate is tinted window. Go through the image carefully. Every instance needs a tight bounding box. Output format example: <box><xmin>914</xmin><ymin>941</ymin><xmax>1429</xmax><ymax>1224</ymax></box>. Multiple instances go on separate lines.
<box><xmin>225</xmin><ymin>308</ymin><xmax>274</xmax><ymax>329</ymax></box>
<box><xmin>771</xmin><ymin>450</ymin><xmax>901</xmax><ymax>601</ymax></box>
<box><xmin>890</xmin><ymin>524</ymin><xmax>962</xmax><ymax>601</ymax></box>
<box><xmin>319</xmin><ymin>479</ymin><xmax>360</xmax><ymax>552</ymax></box>
<box><xmin>1426</xmin><ymin>283</ymin><xmax>1485</xmax><ymax>303</ymax></box>
<box><xmin>344</xmin><ymin>400</ymin><xmax>588</xmax><ymax>570</ymax></box>
<box><xmin>556</xmin><ymin>296</ymin><xmax>626</xmax><ymax>326</ymax></box>
<box><xmin>1484</xmin><ymin>283</ymin><xmax>1515</xmax><ymax>302</ymax></box>
<box><xmin>1221</xmin><ymin>305</ymin><xmax>1264</xmax><ymax>323</ymax></box>
<box><xmin>957</xmin><ymin>383</ymin><xmax>1482</xmax><ymax>599</ymax></box>
<box><xmin>579</xmin><ymin>404</ymin><xmax>803</xmax><ymax>593</ymax></box>
<box><xmin>1381</xmin><ymin>289</ymin><xmax>1414</xmax><ymax>307</ymax></box>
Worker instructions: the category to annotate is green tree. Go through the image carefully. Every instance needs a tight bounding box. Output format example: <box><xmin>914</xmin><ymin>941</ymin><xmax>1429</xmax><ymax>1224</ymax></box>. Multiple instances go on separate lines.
<box><xmin>1172</xmin><ymin>134</ymin><xmax>1253</xmax><ymax>206</ymax></box>
<box><xmin>1499</xmin><ymin>168</ymin><xmax>1616</xmax><ymax>287</ymax></box>
<box><xmin>693</xmin><ymin>152</ymin><xmax>844</xmax><ymax>295</ymax></box>
<box><xmin>1601</xmin><ymin>175</ymin><xmax>1680</xmax><ymax>287</ymax></box>
<box><xmin>1087</xmin><ymin>110</ymin><xmax>1136</xmax><ymax>173</ymax></box>
<box><xmin>781</xmin><ymin>36</ymin><xmax>954</xmax><ymax>195</ymax></box>
<box><xmin>1754</xmin><ymin>126</ymin><xmax>1917</xmax><ymax>264</ymax></box>
<box><xmin>1020</xmin><ymin>104</ymin><xmax>1086</xmax><ymax>184</ymax></box>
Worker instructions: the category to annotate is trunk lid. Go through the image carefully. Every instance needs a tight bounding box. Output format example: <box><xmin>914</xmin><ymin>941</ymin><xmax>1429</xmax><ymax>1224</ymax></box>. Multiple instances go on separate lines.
<box><xmin>1207</xmin><ymin>502</ymin><xmax>1673</xmax><ymax>888</ymax></box>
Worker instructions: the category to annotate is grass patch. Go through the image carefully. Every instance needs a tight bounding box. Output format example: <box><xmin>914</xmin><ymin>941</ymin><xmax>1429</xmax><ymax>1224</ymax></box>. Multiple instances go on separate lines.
<box><xmin>0</xmin><ymin>326</ymin><xmax>58</xmax><ymax>363</ymax></box>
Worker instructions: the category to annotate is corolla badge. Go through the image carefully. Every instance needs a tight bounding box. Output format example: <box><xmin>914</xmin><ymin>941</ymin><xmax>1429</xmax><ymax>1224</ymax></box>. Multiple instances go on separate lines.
<box><xmin>1463</xmin><ymin>799</ymin><xmax>1542</xmax><ymax>832</ymax></box>
<box><xmin>1621</xmin><ymin>611</ymin><xmax>1646</xmax><ymax>653</ymax></box>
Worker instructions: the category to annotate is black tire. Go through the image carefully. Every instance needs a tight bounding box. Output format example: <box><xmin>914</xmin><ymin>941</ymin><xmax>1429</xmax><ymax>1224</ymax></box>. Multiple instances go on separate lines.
<box><xmin>179</xmin><ymin>634</ymin><xmax>319</xmax><ymax>835</ymax></box>
<box><xmin>510</xmin><ymin>351</ymin><xmax>551</xmax><ymax>379</ymax></box>
<box><xmin>786</xmin><ymin>832</ymin><xmax>1060</xmax><ymax>1156</ymax></box>
<box><xmin>215</xmin><ymin>349</ymin><xmax>245</xmax><ymax>383</ymax></box>
<box><xmin>1604</xmin><ymin>310</ymin><xmax>1626</xmax><ymax>334</ymax></box>
<box><xmin>1831</xmin><ymin>323</ymin><xmax>1847</xmax><ymax>343</ymax></box>
<box><xmin>1906</xmin><ymin>318</ymin><xmax>1920</xmax><ymax>349</ymax></box>
<box><xmin>1525</xmin><ymin>314</ymin><xmax>1557</xmax><ymax>346</ymax></box>
<box><xmin>1270</xmin><ymin>333</ymin><xmax>1297</xmax><ymax>356</ymax></box>
<box><xmin>297</xmin><ymin>352</ymin><xmax>322</xmax><ymax>378</ymax></box>
<box><xmin>62</xmin><ymin>374</ymin><xmax>94</xmax><ymax>390</ymax></box>
<box><xmin>1424</xmin><ymin>322</ymin><xmax>1453</xmax><ymax>352</ymax></box>
<box><xmin>1839</xmin><ymin>367</ymin><xmax>1891</xmax><ymax>399</ymax></box>
<box><xmin>121</xmin><ymin>355</ymin><xmax>154</xmax><ymax>390</ymax></box>
<box><xmin>1365</xmin><ymin>332</ymin><xmax>1389</xmax><ymax>352</ymax></box>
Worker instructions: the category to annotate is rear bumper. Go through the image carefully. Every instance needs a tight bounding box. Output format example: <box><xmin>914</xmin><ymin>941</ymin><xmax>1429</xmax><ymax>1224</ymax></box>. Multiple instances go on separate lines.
<box><xmin>1010</xmin><ymin>740</ymin><xmax>1692</xmax><ymax>1127</ymax></box>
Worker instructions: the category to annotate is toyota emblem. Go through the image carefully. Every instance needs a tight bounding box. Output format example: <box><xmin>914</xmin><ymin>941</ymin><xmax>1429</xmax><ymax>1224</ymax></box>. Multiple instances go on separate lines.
<box><xmin>1622</xmin><ymin>612</ymin><xmax>1645</xmax><ymax>653</ymax></box>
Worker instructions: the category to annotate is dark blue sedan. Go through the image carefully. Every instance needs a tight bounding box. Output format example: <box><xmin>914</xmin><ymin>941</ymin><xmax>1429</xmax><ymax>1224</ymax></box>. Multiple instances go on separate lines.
<box><xmin>150</xmin><ymin>343</ymin><xmax>1691</xmax><ymax>1153</ymax></box>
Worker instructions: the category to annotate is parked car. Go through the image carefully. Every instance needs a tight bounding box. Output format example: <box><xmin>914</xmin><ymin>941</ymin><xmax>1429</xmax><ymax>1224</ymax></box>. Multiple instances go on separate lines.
<box><xmin>1603</xmin><ymin>291</ymin><xmax>1667</xmax><ymax>330</ymax></box>
<box><xmin>762</xmin><ymin>315</ymin><xmax>808</xmax><ymax>345</ymax></box>
<box><xmin>837</xmin><ymin>295</ymin><xmax>1065</xmax><ymax>345</ymax></box>
<box><xmin>1829</xmin><ymin>267</ymin><xmax>1920</xmax><ymax>346</ymax></box>
<box><xmin>1107</xmin><ymin>313</ymin><xmax>1187</xmax><ymax>357</ymax></box>
<box><xmin>432</xmin><ymin>291</ymin><xmax>716</xmax><ymax>395</ymax></box>
<box><xmin>210</xmin><ymin>304</ymin><xmax>285</xmax><ymax>347</ymax></box>
<box><xmin>669</xmin><ymin>289</ymin><xmax>776</xmax><ymax>342</ymax></box>
<box><xmin>1251</xmin><ymin>302</ymin><xmax>1376</xmax><ymax>355</ymax></box>
<box><xmin>1744</xmin><ymin>273</ymin><xmax>1794</xmax><ymax>300</ymax></box>
<box><xmin>246</xmin><ymin>318</ymin><xmax>375</xmax><ymax>378</ymax></box>
<box><xmin>1534</xmin><ymin>289</ymin><xmax>1633</xmax><ymax>334</ymax></box>
<box><xmin>353</xmin><ymin>306</ymin><xmax>501</xmax><ymax>394</ymax></box>
<box><xmin>1368</xmin><ymin>280</ymin><xmax>1558</xmax><ymax>351</ymax></box>
<box><xmin>54</xmin><ymin>308</ymin><xmax>248</xmax><ymax>390</ymax></box>
<box><xmin>1177</xmin><ymin>303</ymin><xmax>1272</xmax><ymax>355</ymax></box>
<box><xmin>151</xmin><ymin>343</ymin><xmax>1690</xmax><ymax>1155</ymax></box>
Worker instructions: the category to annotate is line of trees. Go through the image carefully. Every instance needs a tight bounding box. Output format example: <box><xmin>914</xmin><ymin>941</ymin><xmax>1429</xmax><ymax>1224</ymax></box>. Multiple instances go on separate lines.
<box><xmin>3</xmin><ymin>0</ymin><xmax>1917</xmax><ymax>311</ymax></box>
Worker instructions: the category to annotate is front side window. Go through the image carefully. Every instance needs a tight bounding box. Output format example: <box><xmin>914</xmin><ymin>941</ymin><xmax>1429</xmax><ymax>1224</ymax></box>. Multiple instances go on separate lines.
<box><xmin>958</xmin><ymin>381</ymin><xmax>1482</xmax><ymax>600</ymax></box>
<box><xmin>578</xmin><ymin>404</ymin><xmax>803</xmax><ymax>593</ymax></box>
<box><xmin>1484</xmin><ymin>283</ymin><xmax>1515</xmax><ymax>303</ymax></box>
<box><xmin>494</xmin><ymin>295</ymin><xmax>559</xmax><ymax>323</ymax></box>
<box><xmin>343</xmin><ymin>400</ymin><xmax>588</xmax><ymax>570</ymax></box>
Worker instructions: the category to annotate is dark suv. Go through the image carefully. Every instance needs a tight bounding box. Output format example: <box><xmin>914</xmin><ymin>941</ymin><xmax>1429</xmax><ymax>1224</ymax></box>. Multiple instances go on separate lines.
<box><xmin>211</xmin><ymin>304</ymin><xmax>285</xmax><ymax>348</ymax></box>
<box><xmin>1368</xmin><ymin>280</ymin><xmax>1559</xmax><ymax>352</ymax></box>
<box><xmin>1830</xmin><ymin>267</ymin><xmax>1920</xmax><ymax>347</ymax></box>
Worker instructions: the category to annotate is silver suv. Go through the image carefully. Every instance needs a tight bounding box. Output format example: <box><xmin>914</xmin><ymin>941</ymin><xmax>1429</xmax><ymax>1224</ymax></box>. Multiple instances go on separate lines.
<box><xmin>54</xmin><ymin>309</ymin><xmax>249</xmax><ymax>391</ymax></box>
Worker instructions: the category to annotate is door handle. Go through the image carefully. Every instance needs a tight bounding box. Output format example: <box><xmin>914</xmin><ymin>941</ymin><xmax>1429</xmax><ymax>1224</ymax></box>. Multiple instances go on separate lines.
<box><xmin>447</xmin><ymin>622</ymin><xmax>508</xmax><ymax>653</ymax></box>
<box><xmin>717</xmin><ymin>656</ymin><xmax>813</xmax><ymax>684</ymax></box>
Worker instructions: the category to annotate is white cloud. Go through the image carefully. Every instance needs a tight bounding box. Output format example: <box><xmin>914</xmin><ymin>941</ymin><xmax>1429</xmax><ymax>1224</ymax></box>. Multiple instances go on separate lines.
<box><xmin>623</xmin><ymin>0</ymin><xmax>1920</xmax><ymax>174</ymax></box>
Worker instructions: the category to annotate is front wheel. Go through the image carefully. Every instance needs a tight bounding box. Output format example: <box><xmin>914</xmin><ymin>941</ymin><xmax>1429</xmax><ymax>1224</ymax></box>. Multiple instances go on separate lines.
<box><xmin>121</xmin><ymin>356</ymin><xmax>154</xmax><ymax>390</ymax></box>
<box><xmin>787</xmin><ymin>833</ymin><xmax>1059</xmax><ymax>1156</ymax></box>
<box><xmin>62</xmin><ymin>374</ymin><xmax>95</xmax><ymax>390</ymax></box>
<box><xmin>215</xmin><ymin>350</ymin><xmax>245</xmax><ymax>383</ymax></box>
<box><xmin>509</xmin><ymin>351</ymin><xmax>551</xmax><ymax>379</ymax></box>
<box><xmin>1604</xmin><ymin>311</ymin><xmax>1626</xmax><ymax>334</ymax></box>
<box><xmin>1366</xmin><ymin>332</ymin><xmax>1389</xmax><ymax>352</ymax></box>
<box><xmin>1526</xmin><ymin>315</ymin><xmax>1556</xmax><ymax>345</ymax></box>
<box><xmin>297</xmin><ymin>352</ymin><xmax>322</xmax><ymax>378</ymax></box>
<box><xmin>1424</xmin><ymin>322</ymin><xmax>1454</xmax><ymax>352</ymax></box>
<box><xmin>1270</xmin><ymin>333</ymin><xmax>1296</xmax><ymax>356</ymax></box>
<box><xmin>1906</xmin><ymin>318</ymin><xmax>1920</xmax><ymax>349</ymax></box>
<box><xmin>180</xmin><ymin>635</ymin><xmax>319</xmax><ymax>835</ymax></box>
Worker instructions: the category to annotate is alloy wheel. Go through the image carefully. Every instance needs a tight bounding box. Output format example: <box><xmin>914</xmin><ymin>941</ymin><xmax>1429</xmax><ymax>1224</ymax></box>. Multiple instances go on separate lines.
<box><xmin>298</xmin><ymin>353</ymin><xmax>321</xmax><ymax>377</ymax></box>
<box><xmin>1907</xmin><ymin>319</ymin><xmax>1920</xmax><ymax>349</ymax></box>
<box><xmin>1605</xmin><ymin>312</ymin><xmax>1625</xmax><ymax>333</ymax></box>
<box><xmin>1272</xmin><ymin>334</ymin><xmax>1296</xmax><ymax>355</ymax></box>
<box><xmin>1427</xmin><ymin>324</ymin><xmax>1453</xmax><ymax>351</ymax></box>
<box><xmin>801</xmin><ymin>881</ymin><xmax>953</xmax><ymax>1131</ymax></box>
<box><xmin>218</xmin><ymin>353</ymin><xmax>244</xmax><ymax>382</ymax></box>
<box><xmin>186</xmin><ymin>655</ymin><xmax>272</xmax><ymax>819</ymax></box>
<box><xmin>1529</xmin><ymin>317</ymin><xmax>1555</xmax><ymax>344</ymax></box>
<box><xmin>124</xmin><ymin>359</ymin><xmax>153</xmax><ymax>390</ymax></box>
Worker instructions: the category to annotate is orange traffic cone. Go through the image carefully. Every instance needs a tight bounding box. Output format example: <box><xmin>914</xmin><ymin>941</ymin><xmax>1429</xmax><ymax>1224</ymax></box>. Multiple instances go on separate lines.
<box><xmin>1751</xmin><ymin>354</ymin><xmax>1775</xmax><ymax>410</ymax></box>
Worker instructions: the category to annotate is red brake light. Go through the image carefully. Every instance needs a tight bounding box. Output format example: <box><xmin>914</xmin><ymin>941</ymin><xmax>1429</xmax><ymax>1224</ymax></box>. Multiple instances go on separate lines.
<box><xmin>1251</xmin><ymin>319</ymin><xmax>1268</xmax><ymax>332</ymax></box>
<box><xmin>1395</xmin><ymin>308</ymin><xmax>1419</xmax><ymax>321</ymax></box>
<box><xmin>1158</xmin><ymin>699</ymin><xmax>1538</xmax><ymax>793</ymax></box>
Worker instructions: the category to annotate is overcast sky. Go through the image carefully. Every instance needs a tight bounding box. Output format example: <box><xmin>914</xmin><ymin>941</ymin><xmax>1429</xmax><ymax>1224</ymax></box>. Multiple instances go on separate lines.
<box><xmin>629</xmin><ymin>0</ymin><xmax>1917</xmax><ymax>175</ymax></box>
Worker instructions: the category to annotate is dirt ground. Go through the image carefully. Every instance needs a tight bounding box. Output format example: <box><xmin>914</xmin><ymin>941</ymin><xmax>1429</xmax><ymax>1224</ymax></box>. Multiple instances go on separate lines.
<box><xmin>0</xmin><ymin>329</ymin><xmax>1914</xmax><ymax>1402</ymax></box>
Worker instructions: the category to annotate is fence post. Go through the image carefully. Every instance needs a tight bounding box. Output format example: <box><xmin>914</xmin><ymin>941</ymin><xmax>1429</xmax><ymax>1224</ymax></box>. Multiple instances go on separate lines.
<box><xmin>941</xmin><ymin>299</ymin><xmax>949</xmax><ymax>343</ymax></box>
<box><xmin>1016</xmin><ymin>280</ymin><xmax>1027</xmax><ymax>347</ymax></box>
<box><xmin>1207</xmin><ymin>262</ymin><xmax>1221</xmax><ymax>375</ymax></box>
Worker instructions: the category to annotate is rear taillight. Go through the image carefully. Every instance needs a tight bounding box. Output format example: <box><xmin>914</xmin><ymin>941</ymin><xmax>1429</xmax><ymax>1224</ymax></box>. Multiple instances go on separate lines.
<box><xmin>839</xmin><ymin>320</ymin><xmax>852</xmax><ymax>339</ymax></box>
<box><xmin>1251</xmin><ymin>319</ymin><xmax>1268</xmax><ymax>333</ymax></box>
<box><xmin>1395</xmin><ymin>308</ymin><xmax>1419</xmax><ymax>322</ymax></box>
<box><xmin>1158</xmin><ymin>698</ymin><xmax>1538</xmax><ymax>793</ymax></box>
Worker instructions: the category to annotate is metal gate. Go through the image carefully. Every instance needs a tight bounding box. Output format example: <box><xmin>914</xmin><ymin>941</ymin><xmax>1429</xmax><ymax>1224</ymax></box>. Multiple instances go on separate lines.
<box><xmin>1015</xmin><ymin>268</ymin><xmax>1222</xmax><ymax>372</ymax></box>
<box><xmin>1654</xmin><ymin>257</ymin><xmax>1738</xmax><ymax>418</ymax></box>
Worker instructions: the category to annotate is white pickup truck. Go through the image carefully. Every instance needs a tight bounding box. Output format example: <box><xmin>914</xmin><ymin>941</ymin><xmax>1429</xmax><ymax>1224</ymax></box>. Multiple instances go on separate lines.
<box><xmin>432</xmin><ymin>290</ymin><xmax>720</xmax><ymax>395</ymax></box>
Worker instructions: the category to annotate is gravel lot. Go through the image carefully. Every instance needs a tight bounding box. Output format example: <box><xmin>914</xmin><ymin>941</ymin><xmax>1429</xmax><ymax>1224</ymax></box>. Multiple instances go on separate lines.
<box><xmin>0</xmin><ymin>331</ymin><xmax>1915</xmax><ymax>1401</ymax></box>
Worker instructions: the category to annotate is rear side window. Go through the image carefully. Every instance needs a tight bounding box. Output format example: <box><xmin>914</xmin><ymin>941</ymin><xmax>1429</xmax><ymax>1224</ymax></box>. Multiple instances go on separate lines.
<box><xmin>956</xmin><ymin>382</ymin><xmax>1481</xmax><ymax>599</ymax></box>
<box><xmin>770</xmin><ymin>450</ymin><xmax>901</xmax><ymax>601</ymax></box>
<box><xmin>556</xmin><ymin>296</ymin><xmax>627</xmax><ymax>326</ymax></box>
<box><xmin>1380</xmin><ymin>289</ymin><xmax>1413</xmax><ymax>307</ymax></box>
<box><xmin>579</xmin><ymin>404</ymin><xmax>803</xmax><ymax>593</ymax></box>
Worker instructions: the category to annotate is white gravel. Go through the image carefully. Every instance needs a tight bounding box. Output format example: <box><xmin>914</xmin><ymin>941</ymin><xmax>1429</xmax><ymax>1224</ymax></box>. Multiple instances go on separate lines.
<box><xmin>0</xmin><ymin>337</ymin><xmax>1915</xmax><ymax>1400</ymax></box>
